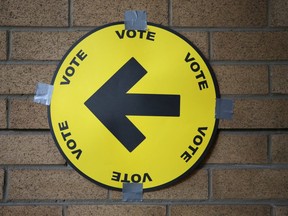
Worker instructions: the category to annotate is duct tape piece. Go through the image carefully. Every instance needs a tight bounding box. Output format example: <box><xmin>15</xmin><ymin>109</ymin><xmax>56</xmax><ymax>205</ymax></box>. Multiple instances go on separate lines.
<box><xmin>33</xmin><ymin>82</ymin><xmax>53</xmax><ymax>106</ymax></box>
<box><xmin>125</xmin><ymin>10</ymin><xmax>147</xmax><ymax>30</ymax></box>
<box><xmin>216</xmin><ymin>98</ymin><xmax>234</xmax><ymax>120</ymax></box>
<box><xmin>122</xmin><ymin>183</ymin><xmax>143</xmax><ymax>202</ymax></box>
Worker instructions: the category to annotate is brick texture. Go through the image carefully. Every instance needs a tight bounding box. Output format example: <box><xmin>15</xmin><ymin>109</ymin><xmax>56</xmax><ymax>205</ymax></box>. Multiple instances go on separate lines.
<box><xmin>206</xmin><ymin>133</ymin><xmax>267</xmax><ymax>164</ymax></box>
<box><xmin>213</xmin><ymin>65</ymin><xmax>269</xmax><ymax>95</ymax></box>
<box><xmin>179</xmin><ymin>32</ymin><xmax>209</xmax><ymax>58</ymax></box>
<box><xmin>276</xmin><ymin>206</ymin><xmax>288</xmax><ymax>216</ymax></box>
<box><xmin>11</xmin><ymin>32</ymin><xmax>86</xmax><ymax>60</ymax></box>
<box><xmin>270</xmin><ymin>0</ymin><xmax>288</xmax><ymax>27</ymax></box>
<box><xmin>68</xmin><ymin>205</ymin><xmax>166</xmax><ymax>216</ymax></box>
<box><xmin>0</xmin><ymin>133</ymin><xmax>65</xmax><ymax>164</ymax></box>
<box><xmin>212</xmin><ymin>169</ymin><xmax>288</xmax><ymax>199</ymax></box>
<box><xmin>0</xmin><ymin>31</ymin><xmax>6</xmax><ymax>60</ymax></box>
<box><xmin>271</xmin><ymin>134</ymin><xmax>288</xmax><ymax>163</ymax></box>
<box><xmin>0</xmin><ymin>206</ymin><xmax>62</xmax><ymax>216</ymax></box>
<box><xmin>110</xmin><ymin>170</ymin><xmax>208</xmax><ymax>200</ymax></box>
<box><xmin>172</xmin><ymin>0</ymin><xmax>267</xmax><ymax>27</ymax></box>
<box><xmin>0</xmin><ymin>99</ymin><xmax>7</xmax><ymax>128</ymax></box>
<box><xmin>219</xmin><ymin>99</ymin><xmax>288</xmax><ymax>129</ymax></box>
<box><xmin>0</xmin><ymin>0</ymin><xmax>68</xmax><ymax>27</ymax></box>
<box><xmin>73</xmin><ymin>0</ymin><xmax>168</xmax><ymax>26</ymax></box>
<box><xmin>170</xmin><ymin>205</ymin><xmax>271</xmax><ymax>216</ymax></box>
<box><xmin>144</xmin><ymin>170</ymin><xmax>208</xmax><ymax>200</ymax></box>
<box><xmin>271</xmin><ymin>65</ymin><xmax>288</xmax><ymax>94</ymax></box>
<box><xmin>8</xmin><ymin>169</ymin><xmax>107</xmax><ymax>200</ymax></box>
<box><xmin>9</xmin><ymin>98</ymin><xmax>48</xmax><ymax>129</ymax></box>
<box><xmin>212</xmin><ymin>32</ymin><xmax>288</xmax><ymax>60</ymax></box>
<box><xmin>0</xmin><ymin>65</ymin><xmax>56</xmax><ymax>94</ymax></box>
<box><xmin>0</xmin><ymin>0</ymin><xmax>288</xmax><ymax>212</ymax></box>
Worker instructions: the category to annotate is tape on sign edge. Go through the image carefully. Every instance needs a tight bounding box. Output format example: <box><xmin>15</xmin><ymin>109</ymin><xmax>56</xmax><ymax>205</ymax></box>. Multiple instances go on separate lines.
<box><xmin>124</xmin><ymin>10</ymin><xmax>147</xmax><ymax>30</ymax></box>
<box><xmin>215</xmin><ymin>98</ymin><xmax>234</xmax><ymax>120</ymax></box>
<box><xmin>33</xmin><ymin>82</ymin><xmax>54</xmax><ymax>106</ymax></box>
<box><xmin>122</xmin><ymin>183</ymin><xmax>143</xmax><ymax>202</ymax></box>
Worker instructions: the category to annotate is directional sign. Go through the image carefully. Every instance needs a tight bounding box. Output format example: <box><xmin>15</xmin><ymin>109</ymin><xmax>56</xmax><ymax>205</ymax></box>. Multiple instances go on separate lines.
<box><xmin>49</xmin><ymin>22</ymin><xmax>219</xmax><ymax>191</ymax></box>
<box><xmin>85</xmin><ymin>57</ymin><xmax>180</xmax><ymax>152</ymax></box>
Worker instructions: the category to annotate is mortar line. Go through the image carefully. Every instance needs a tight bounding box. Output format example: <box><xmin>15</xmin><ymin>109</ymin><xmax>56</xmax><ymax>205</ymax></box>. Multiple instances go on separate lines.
<box><xmin>1</xmin><ymin>26</ymin><xmax>287</xmax><ymax>32</ymax></box>
<box><xmin>271</xmin><ymin>204</ymin><xmax>276</xmax><ymax>216</ymax></box>
<box><xmin>107</xmin><ymin>189</ymin><xmax>111</xmax><ymax>200</ymax></box>
<box><xmin>0</xmin><ymin>129</ymin><xmax>51</xmax><ymax>133</ymax></box>
<box><xmin>267</xmin><ymin>0</ymin><xmax>271</xmax><ymax>27</ymax></box>
<box><xmin>62</xmin><ymin>205</ymin><xmax>68</xmax><ymax>216</ymax></box>
<box><xmin>267</xmin><ymin>134</ymin><xmax>273</xmax><ymax>164</ymax></box>
<box><xmin>201</xmin><ymin>163</ymin><xmax>288</xmax><ymax>170</ymax></box>
<box><xmin>6</xmin><ymin>30</ymin><xmax>12</xmax><ymax>61</ymax></box>
<box><xmin>0</xmin><ymin>27</ymin><xmax>91</xmax><ymax>32</ymax></box>
<box><xmin>168</xmin><ymin>0</ymin><xmax>173</xmax><ymax>27</ymax></box>
<box><xmin>0</xmin><ymin>59</ymin><xmax>280</xmax><ymax>66</ymax></box>
<box><xmin>5</xmin><ymin>97</ymin><xmax>9</xmax><ymax>130</ymax></box>
<box><xmin>175</xmin><ymin>27</ymin><xmax>288</xmax><ymax>32</ymax></box>
<box><xmin>0</xmin><ymin>165</ymin><xmax>71</xmax><ymax>170</ymax></box>
<box><xmin>3</xmin><ymin>95</ymin><xmax>34</xmax><ymax>99</ymax></box>
<box><xmin>208</xmin><ymin>31</ymin><xmax>212</xmax><ymax>60</ymax></box>
<box><xmin>216</xmin><ymin>94</ymin><xmax>288</xmax><ymax>99</ymax></box>
<box><xmin>210</xmin><ymin>60</ymin><xmax>288</xmax><ymax>65</ymax></box>
<box><xmin>5</xmin><ymin>30</ymin><xmax>9</xmax><ymax>61</ymax></box>
<box><xmin>2</xmin><ymin>93</ymin><xmax>288</xmax><ymax>99</ymax></box>
<box><xmin>165</xmin><ymin>200</ymin><xmax>288</xmax><ymax>205</ymax></box>
<box><xmin>0</xmin><ymin>130</ymin><xmax>51</xmax><ymax>135</ymax></box>
<box><xmin>166</xmin><ymin>204</ymin><xmax>171</xmax><ymax>216</ymax></box>
<box><xmin>0</xmin><ymin>199</ymin><xmax>287</xmax><ymax>206</ymax></box>
<box><xmin>2</xmin><ymin>168</ymin><xmax>9</xmax><ymax>202</ymax></box>
<box><xmin>217</xmin><ymin>129</ymin><xmax>288</xmax><ymax>134</ymax></box>
<box><xmin>268</xmin><ymin>64</ymin><xmax>273</xmax><ymax>95</ymax></box>
<box><xmin>0</xmin><ymin>60</ymin><xmax>60</xmax><ymax>65</ymax></box>
<box><xmin>68</xmin><ymin>0</ymin><xmax>73</xmax><ymax>28</ymax></box>
<box><xmin>6</xmin><ymin>97</ymin><xmax>10</xmax><ymax>129</ymax></box>
<box><xmin>208</xmin><ymin>168</ymin><xmax>213</xmax><ymax>200</ymax></box>
<box><xmin>0</xmin><ymin>128</ymin><xmax>287</xmax><ymax>134</ymax></box>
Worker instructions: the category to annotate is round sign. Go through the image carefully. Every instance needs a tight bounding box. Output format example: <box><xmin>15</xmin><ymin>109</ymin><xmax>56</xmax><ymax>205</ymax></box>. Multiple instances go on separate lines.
<box><xmin>49</xmin><ymin>22</ymin><xmax>219</xmax><ymax>191</ymax></box>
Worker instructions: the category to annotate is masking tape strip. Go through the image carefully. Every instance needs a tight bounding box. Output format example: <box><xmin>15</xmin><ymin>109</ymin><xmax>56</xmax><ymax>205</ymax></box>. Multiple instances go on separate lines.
<box><xmin>216</xmin><ymin>98</ymin><xmax>234</xmax><ymax>120</ymax></box>
<box><xmin>122</xmin><ymin>183</ymin><xmax>143</xmax><ymax>202</ymax></box>
<box><xmin>125</xmin><ymin>10</ymin><xmax>147</xmax><ymax>30</ymax></box>
<box><xmin>33</xmin><ymin>82</ymin><xmax>53</xmax><ymax>106</ymax></box>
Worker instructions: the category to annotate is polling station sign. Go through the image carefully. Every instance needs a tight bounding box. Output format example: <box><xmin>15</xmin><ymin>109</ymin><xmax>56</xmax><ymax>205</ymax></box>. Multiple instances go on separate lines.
<box><xmin>48</xmin><ymin>22</ymin><xmax>219</xmax><ymax>191</ymax></box>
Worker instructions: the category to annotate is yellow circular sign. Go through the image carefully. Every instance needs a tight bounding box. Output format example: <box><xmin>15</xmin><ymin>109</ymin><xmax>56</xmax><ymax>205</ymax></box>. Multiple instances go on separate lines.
<box><xmin>49</xmin><ymin>22</ymin><xmax>219</xmax><ymax>191</ymax></box>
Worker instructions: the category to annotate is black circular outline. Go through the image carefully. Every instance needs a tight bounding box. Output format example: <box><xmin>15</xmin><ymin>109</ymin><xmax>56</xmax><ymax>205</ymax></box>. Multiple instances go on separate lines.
<box><xmin>48</xmin><ymin>21</ymin><xmax>220</xmax><ymax>192</ymax></box>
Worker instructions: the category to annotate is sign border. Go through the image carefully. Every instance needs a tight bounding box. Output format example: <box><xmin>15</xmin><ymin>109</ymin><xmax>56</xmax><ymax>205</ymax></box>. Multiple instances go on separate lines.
<box><xmin>48</xmin><ymin>21</ymin><xmax>220</xmax><ymax>191</ymax></box>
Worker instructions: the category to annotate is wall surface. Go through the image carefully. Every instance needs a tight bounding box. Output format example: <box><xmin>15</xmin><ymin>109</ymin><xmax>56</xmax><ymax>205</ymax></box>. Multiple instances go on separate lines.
<box><xmin>0</xmin><ymin>0</ymin><xmax>288</xmax><ymax>215</ymax></box>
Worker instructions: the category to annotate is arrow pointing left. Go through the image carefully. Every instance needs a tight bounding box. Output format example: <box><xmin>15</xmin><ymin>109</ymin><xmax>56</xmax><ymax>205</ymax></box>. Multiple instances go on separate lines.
<box><xmin>85</xmin><ymin>57</ymin><xmax>180</xmax><ymax>152</ymax></box>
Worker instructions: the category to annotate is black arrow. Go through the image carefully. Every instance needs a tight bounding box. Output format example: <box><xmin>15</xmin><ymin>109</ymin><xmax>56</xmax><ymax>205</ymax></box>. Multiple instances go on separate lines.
<box><xmin>85</xmin><ymin>57</ymin><xmax>180</xmax><ymax>152</ymax></box>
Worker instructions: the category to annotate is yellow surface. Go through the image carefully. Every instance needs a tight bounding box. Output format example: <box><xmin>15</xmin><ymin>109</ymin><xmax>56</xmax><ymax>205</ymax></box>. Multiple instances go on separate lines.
<box><xmin>49</xmin><ymin>23</ymin><xmax>218</xmax><ymax>190</ymax></box>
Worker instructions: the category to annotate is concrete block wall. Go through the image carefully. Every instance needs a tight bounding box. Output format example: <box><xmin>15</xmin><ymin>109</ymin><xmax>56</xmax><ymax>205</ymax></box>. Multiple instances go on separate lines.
<box><xmin>0</xmin><ymin>0</ymin><xmax>288</xmax><ymax>215</ymax></box>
